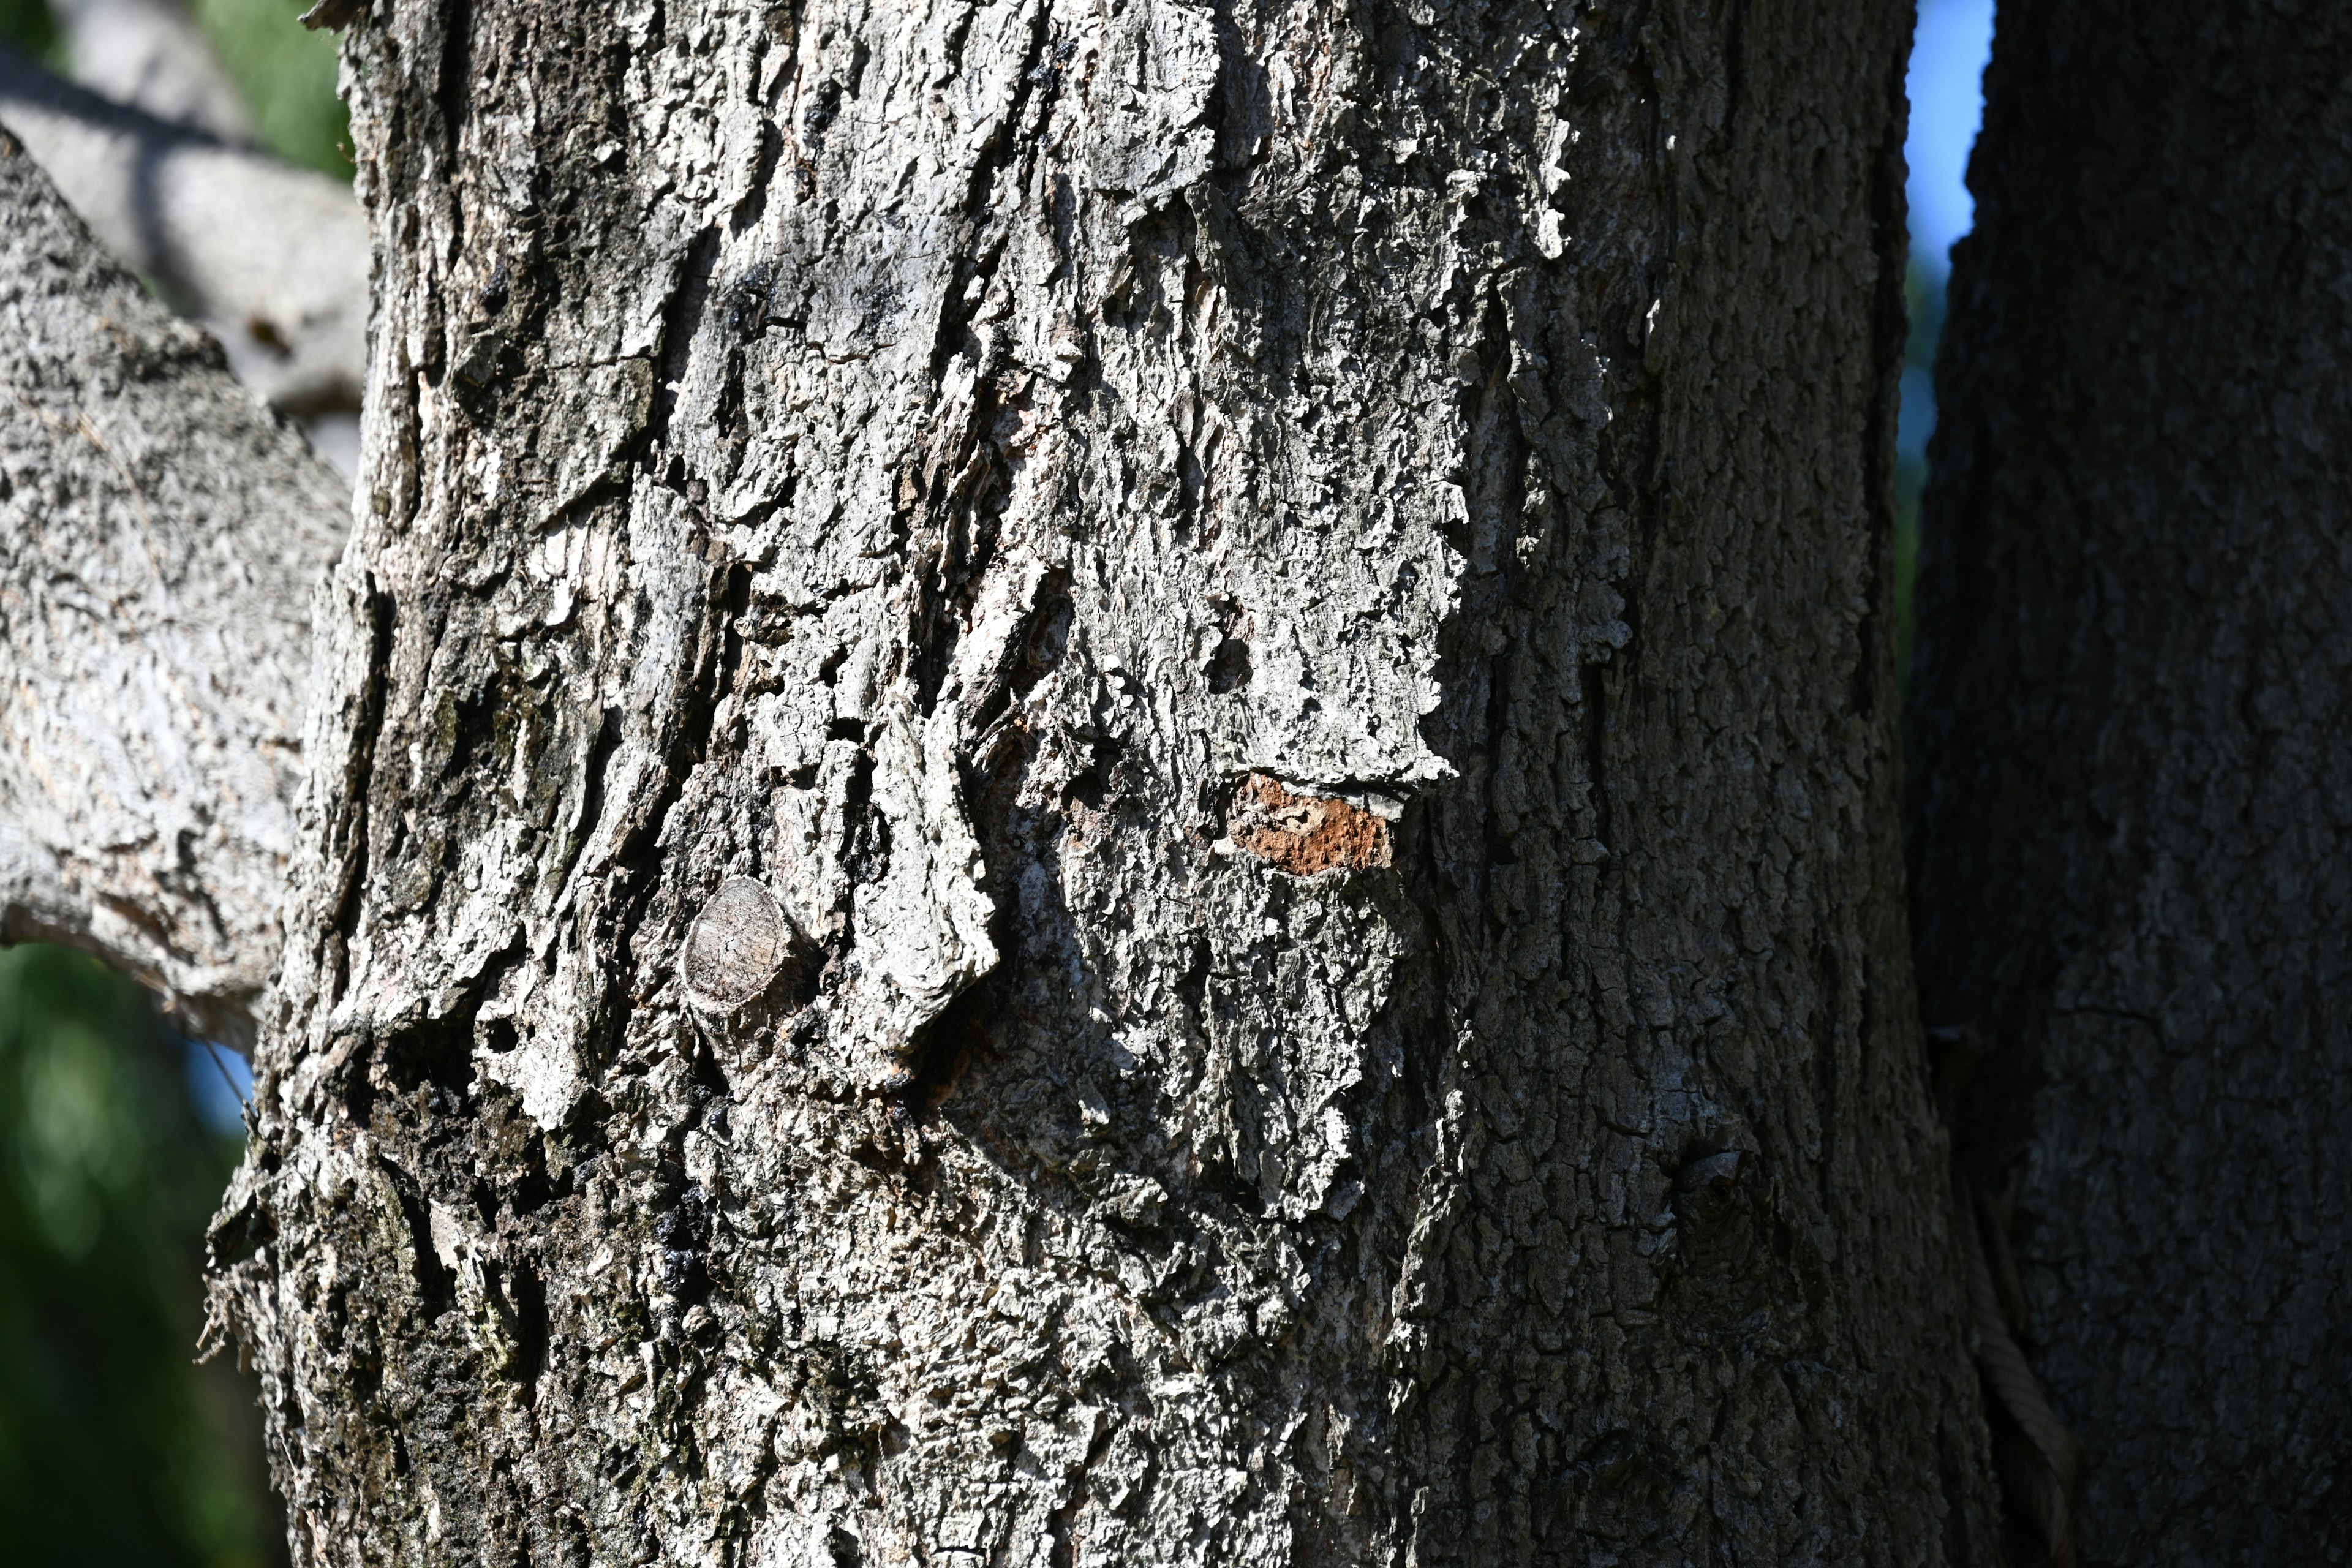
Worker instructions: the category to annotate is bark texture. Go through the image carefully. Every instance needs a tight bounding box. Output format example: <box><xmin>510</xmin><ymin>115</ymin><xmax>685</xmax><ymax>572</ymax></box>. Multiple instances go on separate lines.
<box><xmin>0</xmin><ymin>134</ymin><xmax>348</xmax><ymax>1046</ymax></box>
<box><xmin>0</xmin><ymin>45</ymin><xmax>368</xmax><ymax>414</ymax></box>
<box><xmin>218</xmin><ymin>1</ymin><xmax>1997</xmax><ymax>1562</ymax></box>
<box><xmin>1910</xmin><ymin>6</ymin><xmax>2352</xmax><ymax>1562</ymax></box>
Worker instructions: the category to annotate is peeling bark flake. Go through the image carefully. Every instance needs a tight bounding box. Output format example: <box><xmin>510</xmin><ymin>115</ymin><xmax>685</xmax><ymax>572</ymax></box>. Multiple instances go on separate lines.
<box><xmin>1225</xmin><ymin>773</ymin><xmax>1393</xmax><ymax>876</ymax></box>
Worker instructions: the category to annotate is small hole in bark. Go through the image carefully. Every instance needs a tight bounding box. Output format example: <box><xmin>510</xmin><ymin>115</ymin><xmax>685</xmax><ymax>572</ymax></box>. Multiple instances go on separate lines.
<box><xmin>507</xmin><ymin>1135</ymin><xmax>557</xmax><ymax>1215</ymax></box>
<box><xmin>206</xmin><ymin>1190</ymin><xmax>274</xmax><ymax>1270</ymax></box>
<box><xmin>897</xmin><ymin>978</ymin><xmax>997</xmax><ymax>1119</ymax></box>
<box><xmin>1065</xmin><ymin>736</ymin><xmax>1123</xmax><ymax>810</ymax></box>
<box><xmin>383</xmin><ymin>1164</ymin><xmax>456</xmax><ymax>1312</ymax></box>
<box><xmin>1017</xmin><ymin>576</ymin><xmax>1075</xmax><ymax>694</ymax></box>
<box><xmin>475</xmin><ymin>262</ymin><xmax>510</xmax><ymax>318</ymax></box>
<box><xmin>1207</xmin><ymin>1161</ymin><xmax>1266</xmax><ymax>1219</ymax></box>
<box><xmin>371</xmin><ymin>1009</ymin><xmax>479</xmax><ymax>1100</ymax></box>
<box><xmin>507</xmin><ymin>1261</ymin><xmax>548</xmax><ymax>1387</ymax></box>
<box><xmin>1206</xmin><ymin>636</ymin><xmax>1251</xmax><ymax>693</ymax></box>
<box><xmin>654</xmin><ymin>1183</ymin><xmax>711</xmax><ymax>1304</ymax></box>
<box><xmin>724</xmin><ymin>263</ymin><xmax>776</xmax><ymax>335</ymax></box>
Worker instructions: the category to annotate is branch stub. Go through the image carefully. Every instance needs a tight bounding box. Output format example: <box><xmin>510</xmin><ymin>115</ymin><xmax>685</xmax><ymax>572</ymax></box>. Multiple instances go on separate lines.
<box><xmin>683</xmin><ymin>876</ymin><xmax>796</xmax><ymax>1011</ymax></box>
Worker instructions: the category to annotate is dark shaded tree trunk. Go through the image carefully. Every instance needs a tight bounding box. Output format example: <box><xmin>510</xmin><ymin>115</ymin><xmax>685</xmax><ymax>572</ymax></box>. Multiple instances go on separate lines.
<box><xmin>211</xmin><ymin>1</ymin><xmax>2000</xmax><ymax>1562</ymax></box>
<box><xmin>1910</xmin><ymin>6</ymin><xmax>2352</xmax><ymax>1563</ymax></box>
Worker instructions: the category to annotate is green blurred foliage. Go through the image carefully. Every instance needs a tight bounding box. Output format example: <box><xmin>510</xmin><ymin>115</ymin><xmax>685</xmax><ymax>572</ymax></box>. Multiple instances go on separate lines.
<box><xmin>0</xmin><ymin>0</ymin><xmax>349</xmax><ymax>178</ymax></box>
<box><xmin>0</xmin><ymin>0</ymin><xmax>63</xmax><ymax>62</ymax></box>
<box><xmin>187</xmin><ymin>0</ymin><xmax>351</xmax><ymax>176</ymax></box>
<box><xmin>0</xmin><ymin>945</ymin><xmax>283</xmax><ymax>1568</ymax></box>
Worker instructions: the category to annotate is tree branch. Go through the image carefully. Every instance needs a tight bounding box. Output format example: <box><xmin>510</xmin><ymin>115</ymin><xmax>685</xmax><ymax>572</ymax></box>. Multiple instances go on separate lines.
<box><xmin>0</xmin><ymin>43</ymin><xmax>364</xmax><ymax>415</ymax></box>
<box><xmin>0</xmin><ymin>132</ymin><xmax>347</xmax><ymax>1049</ymax></box>
<box><xmin>48</xmin><ymin>0</ymin><xmax>255</xmax><ymax>145</ymax></box>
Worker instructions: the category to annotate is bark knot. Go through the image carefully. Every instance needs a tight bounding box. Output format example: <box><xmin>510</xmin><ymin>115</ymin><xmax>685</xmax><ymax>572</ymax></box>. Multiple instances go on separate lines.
<box><xmin>1226</xmin><ymin>774</ymin><xmax>1393</xmax><ymax>876</ymax></box>
<box><xmin>683</xmin><ymin>876</ymin><xmax>797</xmax><ymax>1009</ymax></box>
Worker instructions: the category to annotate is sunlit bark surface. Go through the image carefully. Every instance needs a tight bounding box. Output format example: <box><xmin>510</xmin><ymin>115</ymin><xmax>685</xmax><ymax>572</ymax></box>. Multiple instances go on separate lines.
<box><xmin>214</xmin><ymin>2</ymin><xmax>1998</xmax><ymax>1563</ymax></box>
<box><xmin>0</xmin><ymin>134</ymin><xmax>346</xmax><ymax>1047</ymax></box>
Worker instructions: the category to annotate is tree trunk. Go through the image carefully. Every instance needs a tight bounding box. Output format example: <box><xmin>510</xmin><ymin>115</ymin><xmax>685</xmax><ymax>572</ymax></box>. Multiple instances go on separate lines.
<box><xmin>0</xmin><ymin>132</ymin><xmax>347</xmax><ymax>1049</ymax></box>
<box><xmin>1909</xmin><ymin>6</ymin><xmax>2352</xmax><ymax>1564</ymax></box>
<box><xmin>215</xmin><ymin>1</ymin><xmax>1998</xmax><ymax>1562</ymax></box>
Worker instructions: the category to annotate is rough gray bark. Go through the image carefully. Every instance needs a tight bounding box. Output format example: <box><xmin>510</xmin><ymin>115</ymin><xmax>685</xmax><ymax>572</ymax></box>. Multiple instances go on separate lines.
<box><xmin>214</xmin><ymin>1</ymin><xmax>1999</xmax><ymax>1563</ymax></box>
<box><xmin>0</xmin><ymin>44</ymin><xmax>368</xmax><ymax>415</ymax></box>
<box><xmin>0</xmin><ymin>133</ymin><xmax>348</xmax><ymax>1048</ymax></box>
<box><xmin>1909</xmin><ymin>6</ymin><xmax>2352</xmax><ymax>1564</ymax></box>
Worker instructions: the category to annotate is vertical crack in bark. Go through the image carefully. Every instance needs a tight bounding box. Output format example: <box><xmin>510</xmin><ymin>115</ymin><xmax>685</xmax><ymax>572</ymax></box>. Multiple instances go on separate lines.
<box><xmin>649</xmin><ymin>225</ymin><xmax>720</xmax><ymax>458</ymax></box>
<box><xmin>1929</xmin><ymin>1028</ymin><xmax>2081</xmax><ymax>1567</ymax></box>
<box><xmin>436</xmin><ymin>0</ymin><xmax>477</xmax><ymax>164</ymax></box>
<box><xmin>330</xmin><ymin>583</ymin><xmax>399</xmax><ymax>954</ymax></box>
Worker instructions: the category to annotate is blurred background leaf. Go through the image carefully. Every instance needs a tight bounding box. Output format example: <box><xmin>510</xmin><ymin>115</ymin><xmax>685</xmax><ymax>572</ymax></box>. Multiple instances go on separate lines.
<box><xmin>0</xmin><ymin>944</ymin><xmax>280</xmax><ymax>1568</ymax></box>
<box><xmin>186</xmin><ymin>0</ymin><xmax>349</xmax><ymax>175</ymax></box>
<box><xmin>0</xmin><ymin>0</ymin><xmax>347</xmax><ymax>175</ymax></box>
<box><xmin>0</xmin><ymin>0</ymin><xmax>61</xmax><ymax>63</ymax></box>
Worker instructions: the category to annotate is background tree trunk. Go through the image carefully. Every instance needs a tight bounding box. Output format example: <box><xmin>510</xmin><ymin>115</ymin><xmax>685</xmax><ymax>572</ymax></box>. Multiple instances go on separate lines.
<box><xmin>1909</xmin><ymin>6</ymin><xmax>2352</xmax><ymax>1563</ymax></box>
<box><xmin>0</xmin><ymin>133</ymin><xmax>346</xmax><ymax>1049</ymax></box>
<box><xmin>216</xmin><ymin>1</ymin><xmax>1998</xmax><ymax>1562</ymax></box>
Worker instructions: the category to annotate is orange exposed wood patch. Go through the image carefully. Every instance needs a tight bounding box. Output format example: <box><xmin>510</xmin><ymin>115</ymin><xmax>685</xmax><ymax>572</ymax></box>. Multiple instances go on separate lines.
<box><xmin>1226</xmin><ymin>773</ymin><xmax>1392</xmax><ymax>876</ymax></box>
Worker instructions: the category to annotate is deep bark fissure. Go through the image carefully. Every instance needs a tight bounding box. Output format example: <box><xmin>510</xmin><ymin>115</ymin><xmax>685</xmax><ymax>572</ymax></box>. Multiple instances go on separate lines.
<box><xmin>649</xmin><ymin>226</ymin><xmax>722</xmax><ymax>456</ymax></box>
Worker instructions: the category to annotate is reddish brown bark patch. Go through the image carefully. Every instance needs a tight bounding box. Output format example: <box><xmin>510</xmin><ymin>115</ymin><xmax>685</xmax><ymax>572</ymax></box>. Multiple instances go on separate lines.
<box><xmin>1226</xmin><ymin>773</ymin><xmax>1393</xmax><ymax>876</ymax></box>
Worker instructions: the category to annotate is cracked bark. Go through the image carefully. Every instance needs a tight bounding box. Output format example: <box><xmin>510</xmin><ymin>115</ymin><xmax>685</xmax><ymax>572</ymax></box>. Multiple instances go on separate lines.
<box><xmin>0</xmin><ymin>133</ymin><xmax>349</xmax><ymax>1047</ymax></box>
<box><xmin>210</xmin><ymin>1</ymin><xmax>2001</xmax><ymax>1562</ymax></box>
<box><xmin>1910</xmin><ymin>4</ymin><xmax>2352</xmax><ymax>1563</ymax></box>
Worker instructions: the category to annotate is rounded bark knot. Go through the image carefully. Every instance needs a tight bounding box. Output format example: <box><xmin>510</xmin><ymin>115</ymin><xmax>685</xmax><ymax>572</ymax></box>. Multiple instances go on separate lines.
<box><xmin>683</xmin><ymin>875</ymin><xmax>797</xmax><ymax>1011</ymax></box>
<box><xmin>1226</xmin><ymin>772</ymin><xmax>1393</xmax><ymax>876</ymax></box>
<box><xmin>1673</xmin><ymin>1150</ymin><xmax>1743</xmax><ymax>1194</ymax></box>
